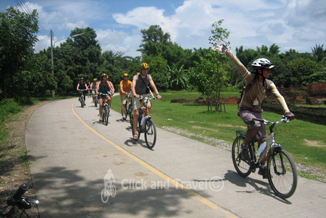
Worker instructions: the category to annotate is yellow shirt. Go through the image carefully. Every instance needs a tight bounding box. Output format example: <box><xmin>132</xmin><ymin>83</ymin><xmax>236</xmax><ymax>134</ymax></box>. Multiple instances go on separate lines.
<box><xmin>119</xmin><ymin>80</ymin><xmax>132</xmax><ymax>95</ymax></box>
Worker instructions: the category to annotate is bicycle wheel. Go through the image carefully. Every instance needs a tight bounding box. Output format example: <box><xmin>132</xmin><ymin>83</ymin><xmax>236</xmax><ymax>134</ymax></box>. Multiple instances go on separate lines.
<box><xmin>267</xmin><ymin>149</ymin><xmax>297</xmax><ymax>199</ymax></box>
<box><xmin>231</xmin><ymin>136</ymin><xmax>252</xmax><ymax>177</ymax></box>
<box><xmin>80</xmin><ymin>97</ymin><xmax>84</xmax><ymax>108</ymax></box>
<box><xmin>95</xmin><ymin>97</ymin><xmax>98</xmax><ymax>107</ymax></box>
<box><xmin>104</xmin><ymin>106</ymin><xmax>109</xmax><ymax>126</ymax></box>
<box><xmin>101</xmin><ymin>189</ymin><xmax>109</xmax><ymax>203</ymax></box>
<box><xmin>145</xmin><ymin>119</ymin><xmax>157</xmax><ymax>149</ymax></box>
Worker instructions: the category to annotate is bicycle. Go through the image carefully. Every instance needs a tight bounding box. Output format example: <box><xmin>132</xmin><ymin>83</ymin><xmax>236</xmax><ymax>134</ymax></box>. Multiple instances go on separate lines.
<box><xmin>122</xmin><ymin>93</ymin><xmax>132</xmax><ymax>121</ymax></box>
<box><xmin>231</xmin><ymin>116</ymin><xmax>297</xmax><ymax>199</ymax></box>
<box><xmin>93</xmin><ymin>90</ymin><xmax>99</xmax><ymax>107</ymax></box>
<box><xmin>0</xmin><ymin>183</ymin><xmax>39</xmax><ymax>218</ymax></box>
<box><xmin>99</xmin><ymin>92</ymin><xmax>111</xmax><ymax>126</ymax></box>
<box><xmin>131</xmin><ymin>95</ymin><xmax>157</xmax><ymax>149</ymax></box>
<box><xmin>78</xmin><ymin>89</ymin><xmax>87</xmax><ymax>108</ymax></box>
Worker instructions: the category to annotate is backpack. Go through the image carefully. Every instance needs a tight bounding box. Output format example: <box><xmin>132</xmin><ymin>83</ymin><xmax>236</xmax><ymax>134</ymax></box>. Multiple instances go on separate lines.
<box><xmin>238</xmin><ymin>76</ymin><xmax>271</xmax><ymax>115</ymax></box>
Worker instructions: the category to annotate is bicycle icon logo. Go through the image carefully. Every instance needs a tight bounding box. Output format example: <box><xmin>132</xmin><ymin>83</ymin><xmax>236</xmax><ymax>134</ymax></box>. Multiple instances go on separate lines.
<box><xmin>101</xmin><ymin>169</ymin><xmax>116</xmax><ymax>203</ymax></box>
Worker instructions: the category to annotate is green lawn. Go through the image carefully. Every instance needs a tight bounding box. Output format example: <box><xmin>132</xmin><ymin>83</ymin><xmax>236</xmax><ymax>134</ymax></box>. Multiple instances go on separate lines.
<box><xmin>111</xmin><ymin>91</ymin><xmax>326</xmax><ymax>182</ymax></box>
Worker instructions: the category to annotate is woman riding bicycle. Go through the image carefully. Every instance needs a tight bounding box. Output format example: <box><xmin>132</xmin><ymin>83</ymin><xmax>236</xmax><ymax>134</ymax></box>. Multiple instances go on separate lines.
<box><xmin>76</xmin><ymin>77</ymin><xmax>88</xmax><ymax>106</ymax></box>
<box><xmin>216</xmin><ymin>44</ymin><xmax>294</xmax><ymax>177</ymax></box>
<box><xmin>96</xmin><ymin>73</ymin><xmax>114</xmax><ymax>122</ymax></box>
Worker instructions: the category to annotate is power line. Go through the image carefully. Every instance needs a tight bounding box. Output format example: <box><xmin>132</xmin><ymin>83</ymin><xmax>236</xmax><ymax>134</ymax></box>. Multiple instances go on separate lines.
<box><xmin>14</xmin><ymin>0</ymin><xmax>50</xmax><ymax>36</ymax></box>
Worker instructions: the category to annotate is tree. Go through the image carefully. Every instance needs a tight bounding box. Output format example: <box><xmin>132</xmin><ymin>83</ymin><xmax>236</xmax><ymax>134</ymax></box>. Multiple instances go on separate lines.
<box><xmin>311</xmin><ymin>44</ymin><xmax>326</xmax><ymax>64</ymax></box>
<box><xmin>166</xmin><ymin>64</ymin><xmax>188</xmax><ymax>90</ymax></box>
<box><xmin>207</xmin><ymin>19</ymin><xmax>231</xmax><ymax>112</ymax></box>
<box><xmin>0</xmin><ymin>7</ymin><xmax>39</xmax><ymax>100</ymax></box>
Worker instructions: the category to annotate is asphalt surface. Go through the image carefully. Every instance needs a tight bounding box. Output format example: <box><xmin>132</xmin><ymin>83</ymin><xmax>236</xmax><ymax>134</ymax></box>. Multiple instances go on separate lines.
<box><xmin>25</xmin><ymin>97</ymin><xmax>326</xmax><ymax>218</ymax></box>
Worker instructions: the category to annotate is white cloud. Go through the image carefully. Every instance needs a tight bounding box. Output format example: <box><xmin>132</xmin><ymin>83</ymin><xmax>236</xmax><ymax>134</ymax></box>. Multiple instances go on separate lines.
<box><xmin>21</xmin><ymin>0</ymin><xmax>326</xmax><ymax>55</ymax></box>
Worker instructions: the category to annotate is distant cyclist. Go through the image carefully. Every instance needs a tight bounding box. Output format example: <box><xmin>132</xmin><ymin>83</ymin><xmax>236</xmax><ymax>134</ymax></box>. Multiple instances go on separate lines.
<box><xmin>120</xmin><ymin>73</ymin><xmax>132</xmax><ymax>120</ymax></box>
<box><xmin>96</xmin><ymin>73</ymin><xmax>114</xmax><ymax>122</ymax></box>
<box><xmin>131</xmin><ymin>63</ymin><xmax>161</xmax><ymax>140</ymax></box>
<box><xmin>90</xmin><ymin>78</ymin><xmax>98</xmax><ymax>102</ymax></box>
<box><xmin>216</xmin><ymin>44</ymin><xmax>294</xmax><ymax>177</ymax></box>
<box><xmin>76</xmin><ymin>77</ymin><xmax>88</xmax><ymax>106</ymax></box>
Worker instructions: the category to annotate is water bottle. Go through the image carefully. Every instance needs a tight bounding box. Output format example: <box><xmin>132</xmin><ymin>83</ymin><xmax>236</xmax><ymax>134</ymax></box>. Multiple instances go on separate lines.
<box><xmin>257</xmin><ymin>142</ymin><xmax>267</xmax><ymax>157</ymax></box>
<box><xmin>141</xmin><ymin>116</ymin><xmax>145</xmax><ymax>127</ymax></box>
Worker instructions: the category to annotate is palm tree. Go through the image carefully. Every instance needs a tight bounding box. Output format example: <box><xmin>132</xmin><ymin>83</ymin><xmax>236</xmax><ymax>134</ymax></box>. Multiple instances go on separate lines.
<box><xmin>311</xmin><ymin>44</ymin><xmax>325</xmax><ymax>63</ymax></box>
<box><xmin>166</xmin><ymin>64</ymin><xmax>188</xmax><ymax>90</ymax></box>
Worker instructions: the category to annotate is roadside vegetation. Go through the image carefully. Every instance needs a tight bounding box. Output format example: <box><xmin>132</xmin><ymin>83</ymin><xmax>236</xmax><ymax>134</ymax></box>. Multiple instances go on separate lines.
<box><xmin>112</xmin><ymin>91</ymin><xmax>326</xmax><ymax>182</ymax></box>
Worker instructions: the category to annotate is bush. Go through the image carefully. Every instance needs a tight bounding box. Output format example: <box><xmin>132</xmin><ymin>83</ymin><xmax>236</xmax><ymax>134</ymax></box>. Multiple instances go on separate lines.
<box><xmin>0</xmin><ymin>99</ymin><xmax>22</xmax><ymax>122</ymax></box>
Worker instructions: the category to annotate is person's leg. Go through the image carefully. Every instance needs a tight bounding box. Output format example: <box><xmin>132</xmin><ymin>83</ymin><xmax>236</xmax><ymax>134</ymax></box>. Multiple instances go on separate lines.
<box><xmin>99</xmin><ymin>98</ymin><xmax>103</xmax><ymax>121</ymax></box>
<box><xmin>133</xmin><ymin>97</ymin><xmax>140</xmax><ymax>139</ymax></box>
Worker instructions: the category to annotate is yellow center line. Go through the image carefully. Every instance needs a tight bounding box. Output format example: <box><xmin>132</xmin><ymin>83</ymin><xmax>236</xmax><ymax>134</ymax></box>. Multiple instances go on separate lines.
<box><xmin>72</xmin><ymin>101</ymin><xmax>237</xmax><ymax>217</ymax></box>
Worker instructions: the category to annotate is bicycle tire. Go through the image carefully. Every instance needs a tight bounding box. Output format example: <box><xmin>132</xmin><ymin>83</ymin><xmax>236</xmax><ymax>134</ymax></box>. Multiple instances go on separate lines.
<box><xmin>101</xmin><ymin>189</ymin><xmax>109</xmax><ymax>203</ymax></box>
<box><xmin>104</xmin><ymin>106</ymin><xmax>109</xmax><ymax>126</ymax></box>
<box><xmin>231</xmin><ymin>136</ymin><xmax>253</xmax><ymax>177</ymax></box>
<box><xmin>145</xmin><ymin>119</ymin><xmax>157</xmax><ymax>149</ymax></box>
<box><xmin>95</xmin><ymin>98</ymin><xmax>98</xmax><ymax>107</ymax></box>
<box><xmin>267</xmin><ymin>149</ymin><xmax>297</xmax><ymax>199</ymax></box>
<box><xmin>80</xmin><ymin>97</ymin><xmax>84</xmax><ymax>108</ymax></box>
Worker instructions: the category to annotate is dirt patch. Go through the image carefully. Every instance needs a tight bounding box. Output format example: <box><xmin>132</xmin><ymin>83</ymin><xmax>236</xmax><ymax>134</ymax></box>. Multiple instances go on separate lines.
<box><xmin>304</xmin><ymin>139</ymin><xmax>326</xmax><ymax>147</ymax></box>
<box><xmin>0</xmin><ymin>101</ymin><xmax>49</xmax><ymax>217</ymax></box>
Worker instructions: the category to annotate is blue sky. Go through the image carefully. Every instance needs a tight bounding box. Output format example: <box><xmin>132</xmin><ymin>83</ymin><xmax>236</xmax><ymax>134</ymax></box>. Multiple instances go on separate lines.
<box><xmin>1</xmin><ymin>0</ymin><xmax>325</xmax><ymax>57</ymax></box>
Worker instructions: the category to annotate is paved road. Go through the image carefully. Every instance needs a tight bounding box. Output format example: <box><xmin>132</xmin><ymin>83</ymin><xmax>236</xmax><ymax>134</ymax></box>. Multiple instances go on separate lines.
<box><xmin>26</xmin><ymin>98</ymin><xmax>326</xmax><ymax>218</ymax></box>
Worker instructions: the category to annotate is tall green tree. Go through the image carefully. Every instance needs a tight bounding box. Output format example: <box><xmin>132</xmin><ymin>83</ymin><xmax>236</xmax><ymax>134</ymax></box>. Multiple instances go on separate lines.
<box><xmin>0</xmin><ymin>7</ymin><xmax>39</xmax><ymax>100</ymax></box>
<box><xmin>207</xmin><ymin>19</ymin><xmax>231</xmax><ymax>111</ymax></box>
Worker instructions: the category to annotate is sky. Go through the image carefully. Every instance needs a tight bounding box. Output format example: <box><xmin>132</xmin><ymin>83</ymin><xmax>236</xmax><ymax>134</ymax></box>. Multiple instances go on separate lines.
<box><xmin>1</xmin><ymin>0</ymin><xmax>326</xmax><ymax>57</ymax></box>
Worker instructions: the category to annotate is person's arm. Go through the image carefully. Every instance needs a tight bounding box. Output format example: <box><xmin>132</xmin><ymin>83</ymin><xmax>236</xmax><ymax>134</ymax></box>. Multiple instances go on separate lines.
<box><xmin>148</xmin><ymin>75</ymin><xmax>161</xmax><ymax>99</ymax></box>
<box><xmin>96</xmin><ymin>82</ymin><xmax>100</xmax><ymax>95</ymax></box>
<box><xmin>131</xmin><ymin>75</ymin><xmax>139</xmax><ymax>98</ymax></box>
<box><xmin>107</xmin><ymin>81</ymin><xmax>115</xmax><ymax>95</ymax></box>
<box><xmin>270</xmin><ymin>82</ymin><xmax>290</xmax><ymax>113</ymax></box>
<box><xmin>120</xmin><ymin>81</ymin><xmax>125</xmax><ymax>94</ymax></box>
<box><xmin>76</xmin><ymin>83</ymin><xmax>80</xmax><ymax>91</ymax></box>
<box><xmin>216</xmin><ymin>45</ymin><xmax>253</xmax><ymax>85</ymax></box>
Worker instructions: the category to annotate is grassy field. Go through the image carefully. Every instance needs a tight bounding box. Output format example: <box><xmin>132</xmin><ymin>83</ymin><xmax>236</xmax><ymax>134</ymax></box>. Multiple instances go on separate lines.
<box><xmin>112</xmin><ymin>90</ymin><xmax>326</xmax><ymax>182</ymax></box>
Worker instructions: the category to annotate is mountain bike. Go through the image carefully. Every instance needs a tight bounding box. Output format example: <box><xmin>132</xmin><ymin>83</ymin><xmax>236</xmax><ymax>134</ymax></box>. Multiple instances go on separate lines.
<box><xmin>0</xmin><ymin>183</ymin><xmax>39</xmax><ymax>218</ymax></box>
<box><xmin>78</xmin><ymin>89</ymin><xmax>87</xmax><ymax>108</ymax></box>
<box><xmin>99</xmin><ymin>92</ymin><xmax>111</xmax><ymax>126</ymax></box>
<box><xmin>131</xmin><ymin>95</ymin><xmax>157</xmax><ymax>149</ymax></box>
<box><xmin>231</xmin><ymin>116</ymin><xmax>297</xmax><ymax>199</ymax></box>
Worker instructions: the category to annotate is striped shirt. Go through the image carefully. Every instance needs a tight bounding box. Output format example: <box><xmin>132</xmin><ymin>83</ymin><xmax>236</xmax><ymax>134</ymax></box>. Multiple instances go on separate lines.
<box><xmin>226</xmin><ymin>51</ymin><xmax>290</xmax><ymax>113</ymax></box>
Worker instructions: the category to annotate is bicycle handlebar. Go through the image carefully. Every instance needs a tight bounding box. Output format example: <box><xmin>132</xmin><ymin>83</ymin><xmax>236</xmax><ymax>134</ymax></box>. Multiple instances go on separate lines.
<box><xmin>251</xmin><ymin>116</ymin><xmax>290</xmax><ymax>133</ymax></box>
<box><xmin>78</xmin><ymin>89</ymin><xmax>87</xmax><ymax>92</ymax></box>
<box><xmin>12</xmin><ymin>183</ymin><xmax>28</xmax><ymax>202</ymax></box>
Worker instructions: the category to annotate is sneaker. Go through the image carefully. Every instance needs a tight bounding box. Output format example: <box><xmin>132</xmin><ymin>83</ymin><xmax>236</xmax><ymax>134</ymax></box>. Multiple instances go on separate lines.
<box><xmin>240</xmin><ymin>143</ymin><xmax>250</xmax><ymax>160</ymax></box>
<box><xmin>258</xmin><ymin>165</ymin><xmax>268</xmax><ymax>179</ymax></box>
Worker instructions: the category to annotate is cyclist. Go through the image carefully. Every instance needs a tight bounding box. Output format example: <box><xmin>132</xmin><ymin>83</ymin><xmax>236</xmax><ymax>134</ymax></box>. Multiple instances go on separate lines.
<box><xmin>216</xmin><ymin>44</ymin><xmax>294</xmax><ymax>177</ymax></box>
<box><xmin>76</xmin><ymin>77</ymin><xmax>88</xmax><ymax>106</ymax></box>
<box><xmin>131</xmin><ymin>63</ymin><xmax>161</xmax><ymax>140</ymax></box>
<box><xmin>90</xmin><ymin>78</ymin><xmax>98</xmax><ymax>102</ymax></box>
<box><xmin>96</xmin><ymin>73</ymin><xmax>114</xmax><ymax>122</ymax></box>
<box><xmin>120</xmin><ymin>73</ymin><xmax>132</xmax><ymax>120</ymax></box>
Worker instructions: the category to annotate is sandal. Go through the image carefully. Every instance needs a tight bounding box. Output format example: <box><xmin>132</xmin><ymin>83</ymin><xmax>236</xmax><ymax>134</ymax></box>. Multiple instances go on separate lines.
<box><xmin>133</xmin><ymin>134</ymin><xmax>138</xmax><ymax>140</ymax></box>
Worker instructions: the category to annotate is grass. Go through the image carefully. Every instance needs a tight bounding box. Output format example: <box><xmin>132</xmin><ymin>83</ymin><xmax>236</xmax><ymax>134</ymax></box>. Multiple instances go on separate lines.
<box><xmin>111</xmin><ymin>90</ymin><xmax>326</xmax><ymax>182</ymax></box>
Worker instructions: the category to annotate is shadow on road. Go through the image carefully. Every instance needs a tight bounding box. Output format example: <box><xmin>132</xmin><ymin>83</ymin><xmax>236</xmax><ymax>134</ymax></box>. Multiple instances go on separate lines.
<box><xmin>31</xmin><ymin>166</ymin><xmax>213</xmax><ymax>218</ymax></box>
<box><xmin>224</xmin><ymin>170</ymin><xmax>292</xmax><ymax>204</ymax></box>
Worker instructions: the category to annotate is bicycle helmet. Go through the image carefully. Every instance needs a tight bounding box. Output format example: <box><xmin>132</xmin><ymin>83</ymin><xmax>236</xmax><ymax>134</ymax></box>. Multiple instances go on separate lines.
<box><xmin>80</xmin><ymin>77</ymin><xmax>84</xmax><ymax>80</ymax></box>
<box><xmin>101</xmin><ymin>73</ymin><xmax>108</xmax><ymax>78</ymax></box>
<box><xmin>93</xmin><ymin>78</ymin><xmax>97</xmax><ymax>81</ymax></box>
<box><xmin>123</xmin><ymin>73</ymin><xmax>128</xmax><ymax>77</ymax></box>
<box><xmin>136</xmin><ymin>72</ymin><xmax>140</xmax><ymax>75</ymax></box>
<box><xmin>140</xmin><ymin>63</ymin><xmax>149</xmax><ymax>70</ymax></box>
<box><xmin>252</xmin><ymin>58</ymin><xmax>274</xmax><ymax>69</ymax></box>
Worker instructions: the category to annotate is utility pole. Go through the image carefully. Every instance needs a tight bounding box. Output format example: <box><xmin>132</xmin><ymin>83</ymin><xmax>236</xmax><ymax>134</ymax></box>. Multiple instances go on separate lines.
<box><xmin>50</xmin><ymin>30</ymin><xmax>55</xmax><ymax>97</ymax></box>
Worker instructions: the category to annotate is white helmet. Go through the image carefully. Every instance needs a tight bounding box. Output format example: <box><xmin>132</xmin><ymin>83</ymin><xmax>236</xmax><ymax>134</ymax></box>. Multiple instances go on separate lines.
<box><xmin>252</xmin><ymin>58</ymin><xmax>274</xmax><ymax>69</ymax></box>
